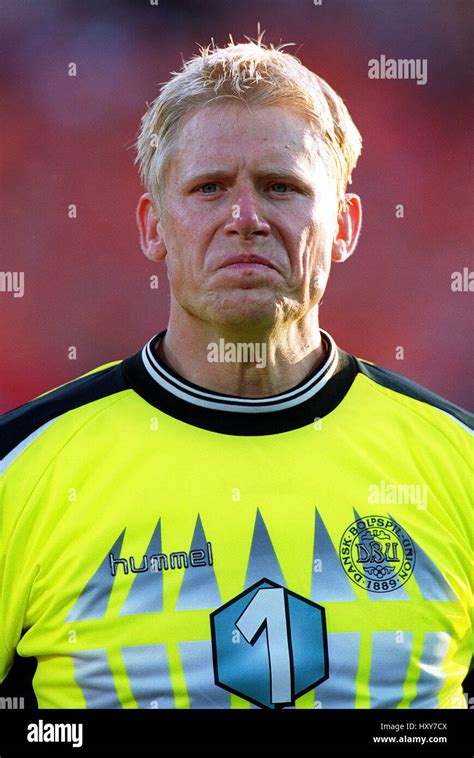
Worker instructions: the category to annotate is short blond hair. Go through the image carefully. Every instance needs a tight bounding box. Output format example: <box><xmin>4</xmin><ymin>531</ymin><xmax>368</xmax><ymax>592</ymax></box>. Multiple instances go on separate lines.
<box><xmin>135</xmin><ymin>37</ymin><xmax>362</xmax><ymax>212</ymax></box>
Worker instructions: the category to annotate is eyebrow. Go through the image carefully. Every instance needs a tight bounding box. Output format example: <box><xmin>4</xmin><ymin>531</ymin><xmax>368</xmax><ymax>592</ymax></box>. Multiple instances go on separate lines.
<box><xmin>181</xmin><ymin>169</ymin><xmax>231</xmax><ymax>185</ymax></box>
<box><xmin>181</xmin><ymin>167</ymin><xmax>314</xmax><ymax>190</ymax></box>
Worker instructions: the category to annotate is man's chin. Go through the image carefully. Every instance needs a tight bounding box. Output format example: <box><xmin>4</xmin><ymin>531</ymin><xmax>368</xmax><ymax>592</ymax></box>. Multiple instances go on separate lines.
<box><xmin>204</xmin><ymin>290</ymin><xmax>279</xmax><ymax>325</ymax></box>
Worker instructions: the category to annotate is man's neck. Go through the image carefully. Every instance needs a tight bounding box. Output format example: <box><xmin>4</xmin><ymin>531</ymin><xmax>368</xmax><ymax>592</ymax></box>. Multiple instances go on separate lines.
<box><xmin>154</xmin><ymin>315</ymin><xmax>327</xmax><ymax>399</ymax></box>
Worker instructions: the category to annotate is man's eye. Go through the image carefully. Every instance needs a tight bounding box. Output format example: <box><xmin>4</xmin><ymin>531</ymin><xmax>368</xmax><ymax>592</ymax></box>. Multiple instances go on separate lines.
<box><xmin>199</xmin><ymin>183</ymin><xmax>219</xmax><ymax>194</ymax></box>
<box><xmin>270</xmin><ymin>183</ymin><xmax>292</xmax><ymax>193</ymax></box>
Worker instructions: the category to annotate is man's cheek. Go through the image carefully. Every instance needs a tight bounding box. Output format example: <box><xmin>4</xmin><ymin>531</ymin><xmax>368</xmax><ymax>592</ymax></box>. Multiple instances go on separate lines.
<box><xmin>309</xmin><ymin>257</ymin><xmax>331</xmax><ymax>297</ymax></box>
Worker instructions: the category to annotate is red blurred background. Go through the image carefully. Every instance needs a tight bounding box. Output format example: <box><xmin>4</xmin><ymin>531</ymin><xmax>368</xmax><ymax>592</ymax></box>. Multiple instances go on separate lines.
<box><xmin>1</xmin><ymin>0</ymin><xmax>472</xmax><ymax>412</ymax></box>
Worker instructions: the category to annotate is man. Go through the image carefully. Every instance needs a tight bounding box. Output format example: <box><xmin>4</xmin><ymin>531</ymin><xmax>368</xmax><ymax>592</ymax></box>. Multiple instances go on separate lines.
<box><xmin>0</xmin><ymin>40</ymin><xmax>472</xmax><ymax>710</ymax></box>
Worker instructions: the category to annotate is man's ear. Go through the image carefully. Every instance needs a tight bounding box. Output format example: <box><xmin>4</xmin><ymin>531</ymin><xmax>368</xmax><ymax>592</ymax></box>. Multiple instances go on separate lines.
<box><xmin>331</xmin><ymin>193</ymin><xmax>362</xmax><ymax>263</ymax></box>
<box><xmin>136</xmin><ymin>193</ymin><xmax>167</xmax><ymax>262</ymax></box>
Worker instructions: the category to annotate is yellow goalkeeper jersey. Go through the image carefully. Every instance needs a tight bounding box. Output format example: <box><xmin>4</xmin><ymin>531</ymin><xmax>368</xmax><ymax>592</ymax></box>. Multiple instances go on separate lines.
<box><xmin>0</xmin><ymin>329</ymin><xmax>472</xmax><ymax>709</ymax></box>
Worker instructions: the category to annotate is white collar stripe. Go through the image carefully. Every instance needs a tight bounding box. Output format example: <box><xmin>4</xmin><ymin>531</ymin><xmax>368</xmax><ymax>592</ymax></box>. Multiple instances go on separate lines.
<box><xmin>144</xmin><ymin>342</ymin><xmax>336</xmax><ymax>405</ymax></box>
<box><xmin>144</xmin><ymin>331</ymin><xmax>337</xmax><ymax>403</ymax></box>
<box><xmin>141</xmin><ymin>330</ymin><xmax>338</xmax><ymax>413</ymax></box>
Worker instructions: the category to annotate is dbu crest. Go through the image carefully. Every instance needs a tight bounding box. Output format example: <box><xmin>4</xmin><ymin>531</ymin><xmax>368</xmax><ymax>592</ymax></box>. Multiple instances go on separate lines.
<box><xmin>339</xmin><ymin>515</ymin><xmax>416</xmax><ymax>593</ymax></box>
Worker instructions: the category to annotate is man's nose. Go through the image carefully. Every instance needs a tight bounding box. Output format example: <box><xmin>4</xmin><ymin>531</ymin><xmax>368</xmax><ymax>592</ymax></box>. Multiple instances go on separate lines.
<box><xmin>224</xmin><ymin>189</ymin><xmax>271</xmax><ymax>238</ymax></box>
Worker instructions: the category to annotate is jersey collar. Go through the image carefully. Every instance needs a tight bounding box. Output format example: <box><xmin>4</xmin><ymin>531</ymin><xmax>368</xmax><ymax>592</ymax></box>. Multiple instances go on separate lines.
<box><xmin>121</xmin><ymin>329</ymin><xmax>358</xmax><ymax>435</ymax></box>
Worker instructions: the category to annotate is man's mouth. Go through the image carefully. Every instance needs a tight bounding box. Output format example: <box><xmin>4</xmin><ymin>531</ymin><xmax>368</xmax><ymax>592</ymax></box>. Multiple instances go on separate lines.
<box><xmin>220</xmin><ymin>254</ymin><xmax>278</xmax><ymax>271</ymax></box>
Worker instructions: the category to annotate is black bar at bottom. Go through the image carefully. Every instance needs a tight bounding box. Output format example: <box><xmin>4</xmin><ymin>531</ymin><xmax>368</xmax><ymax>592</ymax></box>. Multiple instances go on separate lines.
<box><xmin>0</xmin><ymin>709</ymin><xmax>471</xmax><ymax>756</ymax></box>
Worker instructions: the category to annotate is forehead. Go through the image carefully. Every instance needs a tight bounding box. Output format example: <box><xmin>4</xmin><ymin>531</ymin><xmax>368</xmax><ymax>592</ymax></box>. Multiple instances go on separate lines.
<box><xmin>168</xmin><ymin>102</ymin><xmax>326</xmax><ymax>178</ymax></box>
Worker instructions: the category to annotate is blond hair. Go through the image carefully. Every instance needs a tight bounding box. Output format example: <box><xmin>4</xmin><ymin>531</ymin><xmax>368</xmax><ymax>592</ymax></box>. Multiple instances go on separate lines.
<box><xmin>135</xmin><ymin>37</ymin><xmax>362</xmax><ymax>212</ymax></box>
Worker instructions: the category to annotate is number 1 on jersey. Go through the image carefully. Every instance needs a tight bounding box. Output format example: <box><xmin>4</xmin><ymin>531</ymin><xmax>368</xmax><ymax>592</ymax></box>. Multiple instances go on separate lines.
<box><xmin>236</xmin><ymin>587</ymin><xmax>292</xmax><ymax>705</ymax></box>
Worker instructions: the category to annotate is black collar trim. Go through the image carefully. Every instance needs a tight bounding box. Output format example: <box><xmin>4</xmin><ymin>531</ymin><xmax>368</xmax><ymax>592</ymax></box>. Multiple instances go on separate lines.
<box><xmin>142</xmin><ymin>329</ymin><xmax>337</xmax><ymax>412</ymax></box>
<box><xmin>121</xmin><ymin>330</ymin><xmax>358</xmax><ymax>435</ymax></box>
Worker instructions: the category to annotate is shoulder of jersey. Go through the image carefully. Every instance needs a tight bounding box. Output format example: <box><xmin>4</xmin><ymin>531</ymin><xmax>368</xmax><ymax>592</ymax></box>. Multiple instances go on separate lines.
<box><xmin>0</xmin><ymin>360</ymin><xmax>127</xmax><ymax>463</ymax></box>
<box><xmin>1</xmin><ymin>351</ymin><xmax>472</xmax><ymax>466</ymax></box>
<box><xmin>353</xmin><ymin>355</ymin><xmax>473</xmax><ymax>435</ymax></box>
